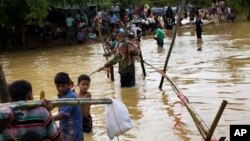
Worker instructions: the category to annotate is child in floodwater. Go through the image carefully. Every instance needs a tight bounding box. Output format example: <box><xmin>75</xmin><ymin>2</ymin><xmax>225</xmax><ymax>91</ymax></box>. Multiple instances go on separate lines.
<box><xmin>53</xmin><ymin>72</ymin><xmax>83</xmax><ymax>141</ymax></box>
<box><xmin>77</xmin><ymin>74</ymin><xmax>93</xmax><ymax>133</ymax></box>
<box><xmin>154</xmin><ymin>26</ymin><xmax>165</xmax><ymax>47</ymax></box>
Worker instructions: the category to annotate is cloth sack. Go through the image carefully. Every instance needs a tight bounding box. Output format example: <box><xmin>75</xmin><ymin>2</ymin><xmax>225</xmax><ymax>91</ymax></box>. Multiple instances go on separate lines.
<box><xmin>105</xmin><ymin>99</ymin><xmax>134</xmax><ymax>140</ymax></box>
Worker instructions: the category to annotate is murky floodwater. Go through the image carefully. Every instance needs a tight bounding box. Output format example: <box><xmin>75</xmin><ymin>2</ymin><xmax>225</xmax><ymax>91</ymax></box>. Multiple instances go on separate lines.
<box><xmin>1</xmin><ymin>22</ymin><xmax>250</xmax><ymax>141</ymax></box>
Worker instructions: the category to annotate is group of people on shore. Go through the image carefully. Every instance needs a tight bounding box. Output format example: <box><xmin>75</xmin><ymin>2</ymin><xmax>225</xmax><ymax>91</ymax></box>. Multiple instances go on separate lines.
<box><xmin>0</xmin><ymin>73</ymin><xmax>92</xmax><ymax>141</ymax></box>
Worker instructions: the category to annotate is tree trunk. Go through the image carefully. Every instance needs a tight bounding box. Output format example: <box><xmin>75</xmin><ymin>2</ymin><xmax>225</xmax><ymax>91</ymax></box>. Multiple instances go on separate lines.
<box><xmin>248</xmin><ymin>10</ymin><xmax>250</xmax><ymax>21</ymax></box>
<box><xmin>21</xmin><ymin>23</ymin><xmax>27</xmax><ymax>45</ymax></box>
<box><xmin>0</xmin><ymin>65</ymin><xmax>10</xmax><ymax>103</ymax></box>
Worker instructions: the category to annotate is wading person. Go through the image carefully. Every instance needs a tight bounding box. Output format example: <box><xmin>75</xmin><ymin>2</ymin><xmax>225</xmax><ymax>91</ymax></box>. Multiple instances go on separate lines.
<box><xmin>77</xmin><ymin>74</ymin><xmax>93</xmax><ymax>133</ymax></box>
<box><xmin>0</xmin><ymin>80</ymin><xmax>61</xmax><ymax>141</ymax></box>
<box><xmin>195</xmin><ymin>15</ymin><xmax>203</xmax><ymax>38</ymax></box>
<box><xmin>165</xmin><ymin>6</ymin><xmax>174</xmax><ymax>30</ymax></box>
<box><xmin>99</xmin><ymin>41</ymin><xmax>140</xmax><ymax>87</ymax></box>
<box><xmin>53</xmin><ymin>72</ymin><xmax>83</xmax><ymax>141</ymax></box>
<box><xmin>154</xmin><ymin>26</ymin><xmax>165</xmax><ymax>47</ymax></box>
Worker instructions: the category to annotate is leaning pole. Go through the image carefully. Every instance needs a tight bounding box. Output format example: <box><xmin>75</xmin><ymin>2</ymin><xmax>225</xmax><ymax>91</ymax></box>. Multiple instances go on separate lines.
<box><xmin>159</xmin><ymin>0</ymin><xmax>186</xmax><ymax>89</ymax></box>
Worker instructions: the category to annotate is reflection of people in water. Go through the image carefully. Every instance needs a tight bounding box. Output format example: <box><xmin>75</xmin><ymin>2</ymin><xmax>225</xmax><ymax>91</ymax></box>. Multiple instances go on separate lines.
<box><xmin>120</xmin><ymin>87</ymin><xmax>142</xmax><ymax>121</ymax></box>
<box><xmin>190</xmin><ymin>30</ymin><xmax>195</xmax><ymax>36</ymax></box>
<box><xmin>197</xmin><ymin>38</ymin><xmax>203</xmax><ymax>51</ymax></box>
<box><xmin>157</xmin><ymin>46</ymin><xmax>164</xmax><ymax>53</ymax></box>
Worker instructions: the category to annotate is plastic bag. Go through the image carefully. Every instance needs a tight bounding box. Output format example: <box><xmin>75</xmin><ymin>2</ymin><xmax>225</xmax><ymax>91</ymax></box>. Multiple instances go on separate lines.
<box><xmin>105</xmin><ymin>99</ymin><xmax>134</xmax><ymax>140</ymax></box>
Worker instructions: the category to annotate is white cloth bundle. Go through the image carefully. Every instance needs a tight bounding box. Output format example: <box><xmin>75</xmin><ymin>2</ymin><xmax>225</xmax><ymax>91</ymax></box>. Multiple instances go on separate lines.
<box><xmin>105</xmin><ymin>99</ymin><xmax>134</xmax><ymax>140</ymax></box>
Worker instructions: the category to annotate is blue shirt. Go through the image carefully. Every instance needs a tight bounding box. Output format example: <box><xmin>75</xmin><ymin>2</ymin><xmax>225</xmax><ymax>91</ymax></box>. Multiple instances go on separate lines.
<box><xmin>58</xmin><ymin>89</ymin><xmax>83</xmax><ymax>141</ymax></box>
<box><xmin>109</xmin><ymin>15</ymin><xmax>118</xmax><ymax>24</ymax></box>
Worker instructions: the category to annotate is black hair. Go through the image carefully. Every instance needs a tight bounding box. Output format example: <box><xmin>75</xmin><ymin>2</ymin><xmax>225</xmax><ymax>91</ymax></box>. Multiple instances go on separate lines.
<box><xmin>54</xmin><ymin>72</ymin><xmax>70</xmax><ymax>84</ymax></box>
<box><xmin>77</xmin><ymin>74</ymin><xmax>91</xmax><ymax>84</ymax></box>
<box><xmin>21</xmin><ymin>131</ymin><xmax>42</xmax><ymax>141</ymax></box>
<box><xmin>8</xmin><ymin>80</ymin><xmax>32</xmax><ymax>102</ymax></box>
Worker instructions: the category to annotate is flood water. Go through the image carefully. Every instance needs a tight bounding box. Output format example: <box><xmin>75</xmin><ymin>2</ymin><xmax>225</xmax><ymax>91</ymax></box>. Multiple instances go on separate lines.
<box><xmin>1</xmin><ymin>22</ymin><xmax>250</xmax><ymax>141</ymax></box>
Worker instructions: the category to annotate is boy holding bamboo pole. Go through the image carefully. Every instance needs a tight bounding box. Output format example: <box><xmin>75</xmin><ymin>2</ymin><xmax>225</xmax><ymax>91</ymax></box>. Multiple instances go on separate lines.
<box><xmin>53</xmin><ymin>72</ymin><xmax>83</xmax><ymax>141</ymax></box>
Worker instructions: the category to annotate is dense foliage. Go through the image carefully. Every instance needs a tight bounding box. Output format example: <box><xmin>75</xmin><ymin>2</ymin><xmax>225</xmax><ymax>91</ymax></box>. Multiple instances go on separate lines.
<box><xmin>0</xmin><ymin>0</ymin><xmax>107</xmax><ymax>27</ymax></box>
<box><xmin>1</xmin><ymin>0</ymin><xmax>250</xmax><ymax>28</ymax></box>
<box><xmin>227</xmin><ymin>0</ymin><xmax>250</xmax><ymax>20</ymax></box>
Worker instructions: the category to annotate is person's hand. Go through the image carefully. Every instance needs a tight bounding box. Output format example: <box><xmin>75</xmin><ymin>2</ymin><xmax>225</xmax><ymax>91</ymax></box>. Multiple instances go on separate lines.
<box><xmin>43</xmin><ymin>99</ymin><xmax>54</xmax><ymax>112</ymax></box>
<box><xmin>98</xmin><ymin>67</ymin><xmax>104</xmax><ymax>72</ymax></box>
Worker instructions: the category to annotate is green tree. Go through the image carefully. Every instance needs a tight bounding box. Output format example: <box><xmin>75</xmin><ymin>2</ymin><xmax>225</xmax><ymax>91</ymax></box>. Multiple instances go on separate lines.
<box><xmin>0</xmin><ymin>0</ymin><xmax>109</xmax><ymax>28</ymax></box>
<box><xmin>227</xmin><ymin>0</ymin><xmax>250</xmax><ymax>20</ymax></box>
<box><xmin>0</xmin><ymin>0</ymin><xmax>109</xmax><ymax>49</ymax></box>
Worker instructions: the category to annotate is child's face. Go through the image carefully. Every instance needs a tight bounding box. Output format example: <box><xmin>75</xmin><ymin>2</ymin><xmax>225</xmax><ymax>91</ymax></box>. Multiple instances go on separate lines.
<box><xmin>55</xmin><ymin>83</ymin><xmax>70</xmax><ymax>96</ymax></box>
<box><xmin>78</xmin><ymin>80</ymin><xmax>90</xmax><ymax>93</ymax></box>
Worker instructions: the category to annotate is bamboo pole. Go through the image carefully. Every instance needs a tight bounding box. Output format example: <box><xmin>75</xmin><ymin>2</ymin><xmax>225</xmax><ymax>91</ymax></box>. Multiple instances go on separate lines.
<box><xmin>0</xmin><ymin>98</ymin><xmax>112</xmax><ymax>121</ymax></box>
<box><xmin>97</xmin><ymin>22</ymin><xmax>114</xmax><ymax>81</ymax></box>
<box><xmin>159</xmin><ymin>0</ymin><xmax>186</xmax><ymax>89</ymax></box>
<box><xmin>205</xmin><ymin>100</ymin><xmax>228</xmax><ymax>141</ymax></box>
<box><xmin>144</xmin><ymin>60</ymin><xmax>229</xmax><ymax>139</ymax></box>
<box><xmin>0</xmin><ymin>65</ymin><xmax>9</xmax><ymax>103</ymax></box>
<box><xmin>144</xmin><ymin>61</ymin><xmax>209</xmax><ymax>137</ymax></box>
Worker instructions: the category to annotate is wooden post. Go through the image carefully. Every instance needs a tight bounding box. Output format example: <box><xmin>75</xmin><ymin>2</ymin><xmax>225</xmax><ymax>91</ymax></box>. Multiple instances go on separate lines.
<box><xmin>40</xmin><ymin>90</ymin><xmax>45</xmax><ymax>100</ymax></box>
<box><xmin>159</xmin><ymin>0</ymin><xmax>186</xmax><ymax>89</ymax></box>
<box><xmin>0</xmin><ymin>65</ymin><xmax>9</xmax><ymax>103</ymax></box>
<box><xmin>110</xmin><ymin>65</ymin><xmax>115</xmax><ymax>81</ymax></box>
<box><xmin>138</xmin><ymin>43</ymin><xmax>146</xmax><ymax>77</ymax></box>
<box><xmin>205</xmin><ymin>100</ymin><xmax>228</xmax><ymax>141</ymax></box>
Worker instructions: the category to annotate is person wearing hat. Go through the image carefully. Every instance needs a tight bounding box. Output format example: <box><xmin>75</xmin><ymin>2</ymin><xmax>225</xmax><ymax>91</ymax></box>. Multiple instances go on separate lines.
<box><xmin>99</xmin><ymin>41</ymin><xmax>140</xmax><ymax>87</ymax></box>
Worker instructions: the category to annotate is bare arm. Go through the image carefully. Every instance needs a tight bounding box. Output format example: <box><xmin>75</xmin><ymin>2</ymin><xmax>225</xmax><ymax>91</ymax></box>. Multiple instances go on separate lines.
<box><xmin>53</xmin><ymin>114</ymin><xmax>63</xmax><ymax>121</ymax></box>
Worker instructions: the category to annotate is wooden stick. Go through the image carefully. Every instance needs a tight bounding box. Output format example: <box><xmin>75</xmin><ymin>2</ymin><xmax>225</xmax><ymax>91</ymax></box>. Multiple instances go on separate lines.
<box><xmin>159</xmin><ymin>0</ymin><xmax>186</xmax><ymax>89</ymax></box>
<box><xmin>97</xmin><ymin>22</ymin><xmax>114</xmax><ymax>79</ymax></box>
<box><xmin>205</xmin><ymin>100</ymin><xmax>228</xmax><ymax>141</ymax></box>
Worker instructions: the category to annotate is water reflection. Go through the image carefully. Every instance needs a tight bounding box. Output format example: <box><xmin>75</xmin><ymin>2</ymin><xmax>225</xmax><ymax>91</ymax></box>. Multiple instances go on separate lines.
<box><xmin>197</xmin><ymin>38</ymin><xmax>203</xmax><ymax>51</ymax></box>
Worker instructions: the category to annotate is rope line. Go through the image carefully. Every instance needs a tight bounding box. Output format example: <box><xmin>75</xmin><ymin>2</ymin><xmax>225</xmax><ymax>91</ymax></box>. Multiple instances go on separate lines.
<box><xmin>143</xmin><ymin>60</ymin><xmax>213</xmax><ymax>139</ymax></box>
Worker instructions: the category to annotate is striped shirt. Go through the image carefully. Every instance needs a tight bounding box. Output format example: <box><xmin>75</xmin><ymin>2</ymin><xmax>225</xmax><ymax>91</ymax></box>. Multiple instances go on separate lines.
<box><xmin>0</xmin><ymin>107</ymin><xmax>60</xmax><ymax>141</ymax></box>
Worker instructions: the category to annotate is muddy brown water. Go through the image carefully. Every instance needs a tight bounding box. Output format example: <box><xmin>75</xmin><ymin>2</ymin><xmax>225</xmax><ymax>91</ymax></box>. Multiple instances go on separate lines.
<box><xmin>0</xmin><ymin>22</ymin><xmax>250</xmax><ymax>141</ymax></box>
